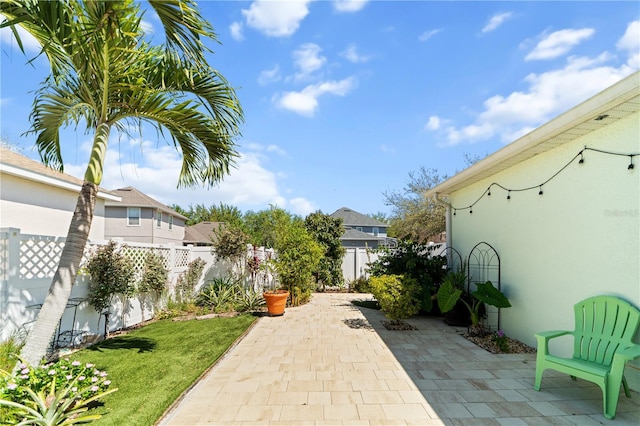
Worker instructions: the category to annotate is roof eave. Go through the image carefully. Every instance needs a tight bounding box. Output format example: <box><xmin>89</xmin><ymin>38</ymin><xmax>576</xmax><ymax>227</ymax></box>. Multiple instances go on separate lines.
<box><xmin>0</xmin><ymin>163</ymin><xmax>121</xmax><ymax>201</ymax></box>
<box><xmin>426</xmin><ymin>72</ymin><xmax>640</xmax><ymax>198</ymax></box>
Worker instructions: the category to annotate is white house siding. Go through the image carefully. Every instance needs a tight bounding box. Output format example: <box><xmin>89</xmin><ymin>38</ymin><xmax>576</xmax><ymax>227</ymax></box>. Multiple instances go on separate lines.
<box><xmin>448</xmin><ymin>111</ymin><xmax>640</xmax><ymax>389</ymax></box>
<box><xmin>0</xmin><ymin>173</ymin><xmax>107</xmax><ymax>240</ymax></box>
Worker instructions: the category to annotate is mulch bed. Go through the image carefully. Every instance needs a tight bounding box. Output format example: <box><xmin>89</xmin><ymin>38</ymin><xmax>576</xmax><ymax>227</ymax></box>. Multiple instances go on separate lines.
<box><xmin>462</xmin><ymin>331</ymin><xmax>536</xmax><ymax>354</ymax></box>
<box><xmin>381</xmin><ymin>320</ymin><xmax>418</xmax><ymax>330</ymax></box>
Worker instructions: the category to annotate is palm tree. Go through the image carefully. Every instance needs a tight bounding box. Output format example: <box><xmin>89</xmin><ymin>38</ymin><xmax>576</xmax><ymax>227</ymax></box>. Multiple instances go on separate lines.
<box><xmin>0</xmin><ymin>0</ymin><xmax>243</xmax><ymax>366</ymax></box>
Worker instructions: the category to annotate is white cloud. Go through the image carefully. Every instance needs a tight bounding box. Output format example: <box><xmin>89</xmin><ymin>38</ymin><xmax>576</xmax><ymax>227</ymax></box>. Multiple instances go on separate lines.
<box><xmin>293</xmin><ymin>43</ymin><xmax>326</xmax><ymax>80</ymax></box>
<box><xmin>241</xmin><ymin>0</ymin><xmax>312</xmax><ymax>37</ymax></box>
<box><xmin>425</xmin><ymin>116</ymin><xmax>441</xmax><ymax>131</ymax></box>
<box><xmin>525</xmin><ymin>28</ymin><xmax>595</xmax><ymax>61</ymax></box>
<box><xmin>0</xmin><ymin>17</ymin><xmax>42</xmax><ymax>53</ymax></box>
<box><xmin>617</xmin><ymin>20</ymin><xmax>640</xmax><ymax>68</ymax></box>
<box><xmin>429</xmin><ymin>53</ymin><xmax>635</xmax><ymax>146</ymax></box>
<box><xmin>140</xmin><ymin>19</ymin><xmax>154</xmax><ymax>35</ymax></box>
<box><xmin>418</xmin><ymin>29</ymin><xmax>441</xmax><ymax>42</ymax></box>
<box><xmin>340</xmin><ymin>44</ymin><xmax>370</xmax><ymax>63</ymax></box>
<box><xmin>482</xmin><ymin>12</ymin><xmax>513</xmax><ymax>33</ymax></box>
<box><xmin>258</xmin><ymin>64</ymin><xmax>281</xmax><ymax>85</ymax></box>
<box><xmin>333</xmin><ymin>0</ymin><xmax>369</xmax><ymax>13</ymax></box>
<box><xmin>275</xmin><ymin>77</ymin><xmax>356</xmax><ymax>116</ymax></box>
<box><xmin>288</xmin><ymin>197</ymin><xmax>316</xmax><ymax>216</ymax></box>
<box><xmin>230</xmin><ymin>21</ymin><xmax>244</xmax><ymax>41</ymax></box>
<box><xmin>64</xmin><ymin>139</ymin><xmax>297</xmax><ymax>212</ymax></box>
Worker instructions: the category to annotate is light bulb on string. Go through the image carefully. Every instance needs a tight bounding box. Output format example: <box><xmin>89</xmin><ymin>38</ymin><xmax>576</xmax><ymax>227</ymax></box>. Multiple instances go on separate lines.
<box><xmin>507</xmin><ymin>191</ymin><xmax>511</xmax><ymax>200</ymax></box>
<box><xmin>538</xmin><ymin>186</ymin><xmax>543</xmax><ymax>195</ymax></box>
<box><xmin>628</xmin><ymin>156</ymin><xmax>635</xmax><ymax>170</ymax></box>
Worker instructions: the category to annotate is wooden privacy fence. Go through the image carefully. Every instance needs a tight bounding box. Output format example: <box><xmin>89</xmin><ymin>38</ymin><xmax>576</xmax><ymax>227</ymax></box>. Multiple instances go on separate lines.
<box><xmin>0</xmin><ymin>228</ymin><xmax>273</xmax><ymax>347</ymax></box>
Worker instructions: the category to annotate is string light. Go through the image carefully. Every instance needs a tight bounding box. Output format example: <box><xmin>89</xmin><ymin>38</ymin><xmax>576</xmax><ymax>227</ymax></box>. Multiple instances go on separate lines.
<box><xmin>447</xmin><ymin>146</ymin><xmax>638</xmax><ymax>215</ymax></box>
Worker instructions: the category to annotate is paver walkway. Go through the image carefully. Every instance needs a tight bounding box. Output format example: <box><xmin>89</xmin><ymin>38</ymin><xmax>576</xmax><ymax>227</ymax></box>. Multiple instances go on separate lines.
<box><xmin>159</xmin><ymin>293</ymin><xmax>640</xmax><ymax>425</ymax></box>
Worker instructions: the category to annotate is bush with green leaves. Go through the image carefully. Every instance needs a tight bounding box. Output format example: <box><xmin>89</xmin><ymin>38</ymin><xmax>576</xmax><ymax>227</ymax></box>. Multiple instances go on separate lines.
<box><xmin>0</xmin><ymin>358</ymin><xmax>117</xmax><ymax>424</ymax></box>
<box><xmin>175</xmin><ymin>258</ymin><xmax>206</xmax><ymax>303</ymax></box>
<box><xmin>350</xmin><ymin>276</ymin><xmax>371</xmax><ymax>293</ymax></box>
<box><xmin>274</xmin><ymin>222</ymin><xmax>323</xmax><ymax>306</ymax></box>
<box><xmin>138</xmin><ymin>252</ymin><xmax>169</xmax><ymax>296</ymax></box>
<box><xmin>86</xmin><ymin>241</ymin><xmax>136</xmax><ymax>314</ymax></box>
<box><xmin>369</xmin><ymin>274</ymin><xmax>420</xmax><ymax>324</ymax></box>
<box><xmin>368</xmin><ymin>240</ymin><xmax>447</xmax><ymax>312</ymax></box>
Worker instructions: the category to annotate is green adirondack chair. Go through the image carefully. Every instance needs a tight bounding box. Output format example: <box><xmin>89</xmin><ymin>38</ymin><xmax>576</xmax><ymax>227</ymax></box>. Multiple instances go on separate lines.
<box><xmin>534</xmin><ymin>295</ymin><xmax>640</xmax><ymax>419</ymax></box>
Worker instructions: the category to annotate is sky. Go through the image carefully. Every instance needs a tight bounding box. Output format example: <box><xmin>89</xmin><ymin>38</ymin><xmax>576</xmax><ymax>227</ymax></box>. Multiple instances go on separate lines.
<box><xmin>1</xmin><ymin>1</ymin><xmax>639</xmax><ymax>218</ymax></box>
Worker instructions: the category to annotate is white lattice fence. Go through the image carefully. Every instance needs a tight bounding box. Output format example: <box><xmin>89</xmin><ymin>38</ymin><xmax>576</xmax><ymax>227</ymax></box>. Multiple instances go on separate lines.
<box><xmin>19</xmin><ymin>235</ymin><xmax>65</xmax><ymax>279</ymax></box>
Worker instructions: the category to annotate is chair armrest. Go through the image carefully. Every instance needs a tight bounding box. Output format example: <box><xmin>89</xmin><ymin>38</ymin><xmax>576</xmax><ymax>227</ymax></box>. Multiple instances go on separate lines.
<box><xmin>535</xmin><ymin>330</ymin><xmax>572</xmax><ymax>356</ymax></box>
<box><xmin>615</xmin><ymin>345</ymin><xmax>640</xmax><ymax>362</ymax></box>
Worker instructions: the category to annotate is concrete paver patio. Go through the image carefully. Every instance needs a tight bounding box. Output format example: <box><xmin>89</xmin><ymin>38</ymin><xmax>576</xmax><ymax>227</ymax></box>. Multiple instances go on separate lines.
<box><xmin>159</xmin><ymin>293</ymin><xmax>640</xmax><ymax>425</ymax></box>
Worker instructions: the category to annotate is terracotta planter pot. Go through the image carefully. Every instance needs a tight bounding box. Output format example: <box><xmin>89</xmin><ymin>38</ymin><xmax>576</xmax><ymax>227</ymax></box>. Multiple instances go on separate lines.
<box><xmin>264</xmin><ymin>290</ymin><xmax>289</xmax><ymax>316</ymax></box>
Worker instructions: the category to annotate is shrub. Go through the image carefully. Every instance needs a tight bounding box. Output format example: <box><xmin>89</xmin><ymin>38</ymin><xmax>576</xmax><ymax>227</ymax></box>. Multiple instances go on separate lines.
<box><xmin>86</xmin><ymin>241</ymin><xmax>136</xmax><ymax>314</ymax></box>
<box><xmin>350</xmin><ymin>276</ymin><xmax>371</xmax><ymax>293</ymax></box>
<box><xmin>0</xmin><ymin>358</ymin><xmax>117</xmax><ymax>424</ymax></box>
<box><xmin>368</xmin><ymin>241</ymin><xmax>447</xmax><ymax>312</ymax></box>
<box><xmin>138</xmin><ymin>252</ymin><xmax>169</xmax><ymax>296</ymax></box>
<box><xmin>175</xmin><ymin>258</ymin><xmax>206</xmax><ymax>303</ymax></box>
<box><xmin>369</xmin><ymin>274</ymin><xmax>420</xmax><ymax>323</ymax></box>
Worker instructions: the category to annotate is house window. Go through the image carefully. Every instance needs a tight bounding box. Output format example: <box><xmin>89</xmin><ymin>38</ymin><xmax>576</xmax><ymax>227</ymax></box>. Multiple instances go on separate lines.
<box><xmin>156</xmin><ymin>210</ymin><xmax>162</xmax><ymax>228</ymax></box>
<box><xmin>373</xmin><ymin>227</ymin><xmax>379</xmax><ymax>236</ymax></box>
<box><xmin>127</xmin><ymin>208</ymin><xmax>141</xmax><ymax>226</ymax></box>
<box><xmin>356</xmin><ymin>227</ymin><xmax>363</xmax><ymax>232</ymax></box>
<box><xmin>168</xmin><ymin>215</ymin><xmax>173</xmax><ymax>230</ymax></box>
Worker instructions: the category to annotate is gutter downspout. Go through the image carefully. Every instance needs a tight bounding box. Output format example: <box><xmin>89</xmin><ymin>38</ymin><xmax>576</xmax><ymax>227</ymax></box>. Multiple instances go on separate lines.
<box><xmin>434</xmin><ymin>192</ymin><xmax>452</xmax><ymax>250</ymax></box>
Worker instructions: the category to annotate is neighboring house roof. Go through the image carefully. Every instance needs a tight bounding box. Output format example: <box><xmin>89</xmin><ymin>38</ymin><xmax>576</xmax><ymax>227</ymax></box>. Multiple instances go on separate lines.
<box><xmin>105</xmin><ymin>186</ymin><xmax>187</xmax><ymax>220</ymax></box>
<box><xmin>330</xmin><ymin>207</ymin><xmax>388</xmax><ymax>228</ymax></box>
<box><xmin>183</xmin><ymin>221</ymin><xmax>222</xmax><ymax>245</ymax></box>
<box><xmin>0</xmin><ymin>147</ymin><xmax>120</xmax><ymax>201</ymax></box>
<box><xmin>426</xmin><ymin>71</ymin><xmax>640</xmax><ymax>197</ymax></box>
<box><xmin>341</xmin><ymin>228</ymin><xmax>383</xmax><ymax>241</ymax></box>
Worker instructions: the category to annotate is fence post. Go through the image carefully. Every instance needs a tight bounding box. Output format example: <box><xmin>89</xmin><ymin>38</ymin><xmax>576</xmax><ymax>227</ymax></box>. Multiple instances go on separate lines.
<box><xmin>0</xmin><ymin>228</ymin><xmax>21</xmax><ymax>342</ymax></box>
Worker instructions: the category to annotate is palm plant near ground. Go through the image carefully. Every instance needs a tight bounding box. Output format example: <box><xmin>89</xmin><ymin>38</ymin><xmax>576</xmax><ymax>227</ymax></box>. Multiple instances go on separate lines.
<box><xmin>0</xmin><ymin>0</ymin><xmax>243</xmax><ymax>366</ymax></box>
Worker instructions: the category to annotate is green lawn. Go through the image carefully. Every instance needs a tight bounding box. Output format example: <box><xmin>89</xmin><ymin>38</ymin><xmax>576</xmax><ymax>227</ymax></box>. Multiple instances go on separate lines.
<box><xmin>71</xmin><ymin>314</ymin><xmax>257</xmax><ymax>425</ymax></box>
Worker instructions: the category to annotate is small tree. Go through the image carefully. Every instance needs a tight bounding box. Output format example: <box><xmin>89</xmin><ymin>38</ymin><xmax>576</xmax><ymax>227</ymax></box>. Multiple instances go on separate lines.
<box><xmin>138</xmin><ymin>252</ymin><xmax>169</xmax><ymax>319</ymax></box>
<box><xmin>175</xmin><ymin>258</ymin><xmax>206</xmax><ymax>304</ymax></box>
<box><xmin>369</xmin><ymin>274</ymin><xmax>420</xmax><ymax>325</ymax></box>
<box><xmin>212</xmin><ymin>225</ymin><xmax>249</xmax><ymax>278</ymax></box>
<box><xmin>86</xmin><ymin>241</ymin><xmax>135</xmax><ymax>334</ymax></box>
<box><xmin>304</xmin><ymin>211</ymin><xmax>346</xmax><ymax>291</ymax></box>
<box><xmin>274</xmin><ymin>222</ymin><xmax>323</xmax><ymax>306</ymax></box>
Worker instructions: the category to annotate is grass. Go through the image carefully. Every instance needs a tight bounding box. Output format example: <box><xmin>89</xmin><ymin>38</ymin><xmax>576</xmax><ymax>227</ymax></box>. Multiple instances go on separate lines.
<box><xmin>70</xmin><ymin>314</ymin><xmax>256</xmax><ymax>425</ymax></box>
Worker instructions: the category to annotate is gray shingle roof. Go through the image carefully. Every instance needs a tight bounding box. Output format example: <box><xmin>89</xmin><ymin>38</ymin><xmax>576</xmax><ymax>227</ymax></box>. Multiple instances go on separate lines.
<box><xmin>330</xmin><ymin>207</ymin><xmax>388</xmax><ymax>228</ymax></box>
<box><xmin>183</xmin><ymin>221</ymin><xmax>223</xmax><ymax>245</ymax></box>
<box><xmin>105</xmin><ymin>186</ymin><xmax>187</xmax><ymax>220</ymax></box>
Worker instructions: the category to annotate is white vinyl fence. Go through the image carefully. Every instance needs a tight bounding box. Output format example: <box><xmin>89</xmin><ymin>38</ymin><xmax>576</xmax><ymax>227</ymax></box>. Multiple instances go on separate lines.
<box><xmin>0</xmin><ymin>228</ymin><xmax>273</xmax><ymax>347</ymax></box>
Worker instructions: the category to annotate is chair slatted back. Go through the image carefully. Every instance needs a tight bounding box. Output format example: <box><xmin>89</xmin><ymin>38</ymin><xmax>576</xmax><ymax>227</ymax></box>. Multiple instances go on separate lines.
<box><xmin>573</xmin><ymin>296</ymin><xmax>640</xmax><ymax>366</ymax></box>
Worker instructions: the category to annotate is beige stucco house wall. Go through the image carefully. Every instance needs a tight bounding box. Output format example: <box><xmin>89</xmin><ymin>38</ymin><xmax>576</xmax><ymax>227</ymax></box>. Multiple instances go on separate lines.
<box><xmin>0</xmin><ymin>148</ymin><xmax>119</xmax><ymax>238</ymax></box>
<box><xmin>427</xmin><ymin>72</ymin><xmax>640</xmax><ymax>390</ymax></box>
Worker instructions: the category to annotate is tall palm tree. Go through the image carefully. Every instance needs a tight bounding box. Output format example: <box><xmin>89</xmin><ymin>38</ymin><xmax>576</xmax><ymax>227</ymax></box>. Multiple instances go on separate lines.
<box><xmin>0</xmin><ymin>0</ymin><xmax>243</xmax><ymax>366</ymax></box>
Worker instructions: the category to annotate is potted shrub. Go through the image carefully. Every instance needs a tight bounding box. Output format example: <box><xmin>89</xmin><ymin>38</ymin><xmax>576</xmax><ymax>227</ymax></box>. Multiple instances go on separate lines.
<box><xmin>271</xmin><ymin>222</ymin><xmax>322</xmax><ymax>312</ymax></box>
<box><xmin>437</xmin><ymin>277</ymin><xmax>511</xmax><ymax>334</ymax></box>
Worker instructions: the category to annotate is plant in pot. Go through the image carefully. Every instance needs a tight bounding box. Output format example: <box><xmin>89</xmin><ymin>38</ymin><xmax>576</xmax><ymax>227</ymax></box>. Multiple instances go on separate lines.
<box><xmin>437</xmin><ymin>276</ymin><xmax>511</xmax><ymax>335</ymax></box>
<box><xmin>270</xmin><ymin>221</ymin><xmax>322</xmax><ymax>314</ymax></box>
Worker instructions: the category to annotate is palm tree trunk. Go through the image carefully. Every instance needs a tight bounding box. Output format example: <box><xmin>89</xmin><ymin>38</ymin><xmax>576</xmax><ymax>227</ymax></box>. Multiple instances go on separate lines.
<box><xmin>20</xmin><ymin>182</ymin><xmax>98</xmax><ymax>366</ymax></box>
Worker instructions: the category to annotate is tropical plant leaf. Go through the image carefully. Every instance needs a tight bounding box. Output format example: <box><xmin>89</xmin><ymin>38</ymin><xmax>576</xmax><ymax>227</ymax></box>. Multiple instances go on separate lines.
<box><xmin>473</xmin><ymin>281</ymin><xmax>512</xmax><ymax>308</ymax></box>
<box><xmin>437</xmin><ymin>280</ymin><xmax>463</xmax><ymax>313</ymax></box>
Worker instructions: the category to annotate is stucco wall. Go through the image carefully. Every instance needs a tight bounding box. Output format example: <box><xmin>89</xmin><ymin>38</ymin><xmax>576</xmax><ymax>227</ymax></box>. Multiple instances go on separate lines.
<box><xmin>448</xmin><ymin>112</ymin><xmax>640</xmax><ymax>388</ymax></box>
<box><xmin>0</xmin><ymin>174</ymin><xmax>106</xmax><ymax>239</ymax></box>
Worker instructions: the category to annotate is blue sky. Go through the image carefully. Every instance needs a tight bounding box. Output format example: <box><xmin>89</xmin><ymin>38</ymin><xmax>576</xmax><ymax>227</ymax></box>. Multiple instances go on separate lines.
<box><xmin>1</xmin><ymin>1</ymin><xmax>639</xmax><ymax>217</ymax></box>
